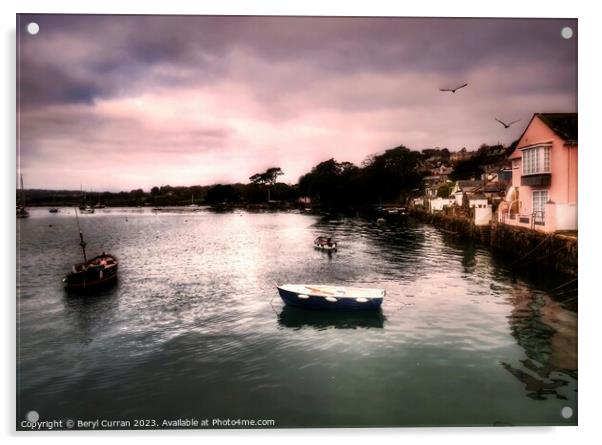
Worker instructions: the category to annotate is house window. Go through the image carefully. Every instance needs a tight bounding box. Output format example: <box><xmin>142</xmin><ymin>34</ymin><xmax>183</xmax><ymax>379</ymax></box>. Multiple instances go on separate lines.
<box><xmin>522</xmin><ymin>145</ymin><xmax>551</xmax><ymax>175</ymax></box>
<box><xmin>543</xmin><ymin>147</ymin><xmax>551</xmax><ymax>172</ymax></box>
<box><xmin>532</xmin><ymin>190</ymin><xmax>549</xmax><ymax>224</ymax></box>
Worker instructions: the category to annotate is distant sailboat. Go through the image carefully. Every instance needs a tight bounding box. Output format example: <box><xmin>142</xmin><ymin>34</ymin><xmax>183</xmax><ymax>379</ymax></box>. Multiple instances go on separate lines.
<box><xmin>78</xmin><ymin>185</ymin><xmax>86</xmax><ymax>211</ymax></box>
<box><xmin>188</xmin><ymin>193</ymin><xmax>198</xmax><ymax>207</ymax></box>
<box><xmin>93</xmin><ymin>193</ymin><xmax>105</xmax><ymax>209</ymax></box>
<box><xmin>16</xmin><ymin>174</ymin><xmax>29</xmax><ymax>218</ymax></box>
<box><xmin>49</xmin><ymin>192</ymin><xmax>59</xmax><ymax>213</ymax></box>
<box><xmin>78</xmin><ymin>186</ymin><xmax>94</xmax><ymax>213</ymax></box>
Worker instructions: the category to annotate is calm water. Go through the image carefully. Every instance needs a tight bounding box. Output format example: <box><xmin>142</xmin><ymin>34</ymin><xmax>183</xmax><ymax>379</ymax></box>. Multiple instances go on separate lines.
<box><xmin>17</xmin><ymin>208</ymin><xmax>578</xmax><ymax>428</ymax></box>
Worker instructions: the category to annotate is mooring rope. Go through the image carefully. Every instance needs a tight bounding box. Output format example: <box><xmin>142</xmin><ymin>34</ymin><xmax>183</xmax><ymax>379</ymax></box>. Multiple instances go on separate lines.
<box><xmin>268</xmin><ymin>294</ymin><xmax>280</xmax><ymax>316</ymax></box>
<box><xmin>515</xmin><ymin>242</ymin><xmax>570</xmax><ymax>268</ymax></box>
<box><xmin>511</xmin><ymin>232</ymin><xmax>555</xmax><ymax>267</ymax></box>
<box><xmin>553</xmin><ymin>277</ymin><xmax>578</xmax><ymax>291</ymax></box>
<box><xmin>560</xmin><ymin>294</ymin><xmax>578</xmax><ymax>305</ymax></box>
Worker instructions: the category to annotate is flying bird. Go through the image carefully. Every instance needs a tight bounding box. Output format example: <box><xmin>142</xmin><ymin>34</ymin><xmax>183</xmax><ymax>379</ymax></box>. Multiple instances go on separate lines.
<box><xmin>439</xmin><ymin>83</ymin><xmax>468</xmax><ymax>93</ymax></box>
<box><xmin>495</xmin><ymin>118</ymin><xmax>521</xmax><ymax>129</ymax></box>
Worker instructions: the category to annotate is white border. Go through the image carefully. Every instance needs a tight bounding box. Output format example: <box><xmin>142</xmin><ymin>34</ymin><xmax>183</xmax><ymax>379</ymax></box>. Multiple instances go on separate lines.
<box><xmin>2</xmin><ymin>1</ymin><xmax>600</xmax><ymax>444</ymax></box>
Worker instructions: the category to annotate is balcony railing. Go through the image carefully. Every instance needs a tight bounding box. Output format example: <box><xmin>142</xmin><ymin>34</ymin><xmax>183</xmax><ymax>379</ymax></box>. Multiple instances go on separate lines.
<box><xmin>521</xmin><ymin>173</ymin><xmax>551</xmax><ymax>186</ymax></box>
<box><xmin>533</xmin><ymin>210</ymin><xmax>545</xmax><ymax>226</ymax></box>
<box><xmin>500</xmin><ymin>211</ymin><xmax>546</xmax><ymax>230</ymax></box>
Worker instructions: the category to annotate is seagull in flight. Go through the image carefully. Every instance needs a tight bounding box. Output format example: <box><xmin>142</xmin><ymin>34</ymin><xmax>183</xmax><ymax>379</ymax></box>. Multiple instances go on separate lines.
<box><xmin>495</xmin><ymin>118</ymin><xmax>521</xmax><ymax>129</ymax></box>
<box><xmin>439</xmin><ymin>83</ymin><xmax>468</xmax><ymax>93</ymax></box>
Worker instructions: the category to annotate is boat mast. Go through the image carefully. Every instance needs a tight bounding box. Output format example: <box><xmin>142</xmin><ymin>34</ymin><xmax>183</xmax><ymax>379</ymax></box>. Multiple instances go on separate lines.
<box><xmin>20</xmin><ymin>174</ymin><xmax>26</xmax><ymax>206</ymax></box>
<box><xmin>74</xmin><ymin>207</ymin><xmax>88</xmax><ymax>263</ymax></box>
<box><xmin>80</xmin><ymin>184</ymin><xmax>86</xmax><ymax>207</ymax></box>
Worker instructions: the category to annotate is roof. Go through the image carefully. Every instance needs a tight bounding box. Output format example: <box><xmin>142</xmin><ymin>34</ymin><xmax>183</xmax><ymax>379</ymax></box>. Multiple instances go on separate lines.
<box><xmin>456</xmin><ymin>180</ymin><xmax>483</xmax><ymax>190</ymax></box>
<box><xmin>514</xmin><ymin>113</ymin><xmax>578</xmax><ymax>149</ymax></box>
<box><xmin>483</xmin><ymin>183</ymin><xmax>506</xmax><ymax>192</ymax></box>
<box><xmin>536</xmin><ymin>113</ymin><xmax>577</xmax><ymax>142</ymax></box>
<box><xmin>467</xmin><ymin>193</ymin><xmax>487</xmax><ymax>200</ymax></box>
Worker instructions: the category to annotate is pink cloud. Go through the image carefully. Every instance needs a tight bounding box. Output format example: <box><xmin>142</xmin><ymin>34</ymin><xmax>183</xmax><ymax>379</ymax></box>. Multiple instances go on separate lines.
<box><xmin>17</xmin><ymin>15</ymin><xmax>577</xmax><ymax>191</ymax></box>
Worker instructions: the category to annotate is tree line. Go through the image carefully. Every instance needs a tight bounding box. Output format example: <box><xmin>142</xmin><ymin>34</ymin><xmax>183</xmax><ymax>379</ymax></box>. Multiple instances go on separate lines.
<box><xmin>19</xmin><ymin>143</ymin><xmax>513</xmax><ymax>208</ymax></box>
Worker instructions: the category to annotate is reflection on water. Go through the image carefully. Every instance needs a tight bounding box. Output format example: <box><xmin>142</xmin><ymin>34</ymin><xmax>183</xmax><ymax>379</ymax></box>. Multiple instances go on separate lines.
<box><xmin>501</xmin><ymin>288</ymin><xmax>577</xmax><ymax>402</ymax></box>
<box><xmin>278</xmin><ymin>306</ymin><xmax>385</xmax><ymax>330</ymax></box>
<box><xmin>17</xmin><ymin>208</ymin><xmax>577</xmax><ymax>427</ymax></box>
<box><xmin>62</xmin><ymin>283</ymin><xmax>120</xmax><ymax>343</ymax></box>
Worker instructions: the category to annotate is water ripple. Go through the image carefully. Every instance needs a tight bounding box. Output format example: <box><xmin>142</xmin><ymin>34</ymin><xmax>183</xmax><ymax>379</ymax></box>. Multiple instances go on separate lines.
<box><xmin>17</xmin><ymin>208</ymin><xmax>577</xmax><ymax>426</ymax></box>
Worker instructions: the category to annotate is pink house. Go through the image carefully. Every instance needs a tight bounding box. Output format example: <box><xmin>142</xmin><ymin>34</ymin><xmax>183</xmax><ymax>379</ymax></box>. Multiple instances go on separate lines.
<box><xmin>498</xmin><ymin>113</ymin><xmax>577</xmax><ymax>233</ymax></box>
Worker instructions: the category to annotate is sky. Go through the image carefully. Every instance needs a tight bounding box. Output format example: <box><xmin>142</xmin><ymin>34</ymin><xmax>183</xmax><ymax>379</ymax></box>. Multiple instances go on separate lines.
<box><xmin>17</xmin><ymin>15</ymin><xmax>577</xmax><ymax>191</ymax></box>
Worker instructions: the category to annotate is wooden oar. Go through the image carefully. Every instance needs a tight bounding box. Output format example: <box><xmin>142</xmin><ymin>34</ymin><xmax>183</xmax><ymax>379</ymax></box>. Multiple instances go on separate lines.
<box><xmin>305</xmin><ymin>286</ymin><xmax>335</xmax><ymax>295</ymax></box>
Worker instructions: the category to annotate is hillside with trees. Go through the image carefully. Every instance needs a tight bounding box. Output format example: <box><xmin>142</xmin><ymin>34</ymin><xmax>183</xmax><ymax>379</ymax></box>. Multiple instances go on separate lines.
<box><xmin>19</xmin><ymin>142</ymin><xmax>513</xmax><ymax>209</ymax></box>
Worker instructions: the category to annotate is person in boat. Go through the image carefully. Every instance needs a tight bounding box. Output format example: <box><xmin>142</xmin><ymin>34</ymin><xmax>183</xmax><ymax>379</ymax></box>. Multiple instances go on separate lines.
<box><xmin>98</xmin><ymin>252</ymin><xmax>109</xmax><ymax>266</ymax></box>
<box><xmin>326</xmin><ymin>237</ymin><xmax>333</xmax><ymax>247</ymax></box>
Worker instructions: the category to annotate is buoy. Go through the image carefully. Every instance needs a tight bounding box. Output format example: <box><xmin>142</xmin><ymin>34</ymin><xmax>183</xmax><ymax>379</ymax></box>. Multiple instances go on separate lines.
<box><xmin>356</xmin><ymin>297</ymin><xmax>369</xmax><ymax>303</ymax></box>
<box><xmin>297</xmin><ymin>294</ymin><xmax>309</xmax><ymax>300</ymax></box>
<box><xmin>325</xmin><ymin>296</ymin><xmax>338</xmax><ymax>303</ymax></box>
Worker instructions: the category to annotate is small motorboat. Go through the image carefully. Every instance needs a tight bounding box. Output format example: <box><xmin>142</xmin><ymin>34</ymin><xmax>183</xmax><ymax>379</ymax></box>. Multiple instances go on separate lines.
<box><xmin>277</xmin><ymin>284</ymin><xmax>385</xmax><ymax>311</ymax></box>
<box><xmin>80</xmin><ymin>205</ymin><xmax>95</xmax><ymax>214</ymax></box>
<box><xmin>64</xmin><ymin>253</ymin><xmax>119</xmax><ymax>290</ymax></box>
<box><xmin>314</xmin><ymin>236</ymin><xmax>337</xmax><ymax>251</ymax></box>
<box><xmin>49</xmin><ymin>208</ymin><xmax>59</xmax><ymax>213</ymax></box>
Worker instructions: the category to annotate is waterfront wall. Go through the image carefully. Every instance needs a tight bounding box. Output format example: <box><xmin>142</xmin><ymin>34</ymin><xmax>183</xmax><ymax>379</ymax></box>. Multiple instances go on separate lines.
<box><xmin>410</xmin><ymin>209</ymin><xmax>577</xmax><ymax>276</ymax></box>
<box><xmin>490</xmin><ymin>223</ymin><xmax>577</xmax><ymax>276</ymax></box>
<box><xmin>412</xmin><ymin>209</ymin><xmax>479</xmax><ymax>237</ymax></box>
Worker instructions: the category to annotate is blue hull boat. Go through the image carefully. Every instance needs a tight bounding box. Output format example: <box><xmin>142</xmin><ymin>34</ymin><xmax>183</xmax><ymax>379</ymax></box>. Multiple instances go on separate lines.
<box><xmin>277</xmin><ymin>284</ymin><xmax>384</xmax><ymax>311</ymax></box>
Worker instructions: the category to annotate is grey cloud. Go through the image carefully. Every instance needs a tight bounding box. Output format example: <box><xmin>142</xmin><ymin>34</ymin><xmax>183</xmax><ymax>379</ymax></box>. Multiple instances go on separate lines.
<box><xmin>16</xmin><ymin>14</ymin><xmax>577</xmax><ymax>190</ymax></box>
<box><xmin>18</xmin><ymin>15</ymin><xmax>576</xmax><ymax>108</ymax></box>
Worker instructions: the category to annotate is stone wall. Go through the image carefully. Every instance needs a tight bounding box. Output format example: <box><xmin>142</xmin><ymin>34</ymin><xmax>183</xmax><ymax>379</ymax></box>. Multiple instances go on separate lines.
<box><xmin>490</xmin><ymin>223</ymin><xmax>577</xmax><ymax>276</ymax></box>
<box><xmin>410</xmin><ymin>209</ymin><xmax>577</xmax><ymax>276</ymax></box>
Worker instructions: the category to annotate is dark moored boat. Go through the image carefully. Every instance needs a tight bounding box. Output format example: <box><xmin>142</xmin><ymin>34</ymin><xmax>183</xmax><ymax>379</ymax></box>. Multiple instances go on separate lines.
<box><xmin>64</xmin><ymin>207</ymin><xmax>118</xmax><ymax>291</ymax></box>
<box><xmin>16</xmin><ymin>205</ymin><xmax>29</xmax><ymax>218</ymax></box>
<box><xmin>49</xmin><ymin>208</ymin><xmax>59</xmax><ymax>213</ymax></box>
<box><xmin>64</xmin><ymin>253</ymin><xmax>118</xmax><ymax>290</ymax></box>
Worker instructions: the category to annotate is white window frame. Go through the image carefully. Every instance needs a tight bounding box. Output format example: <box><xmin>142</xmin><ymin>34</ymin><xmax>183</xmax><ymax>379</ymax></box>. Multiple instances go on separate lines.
<box><xmin>522</xmin><ymin>145</ymin><xmax>551</xmax><ymax>175</ymax></box>
<box><xmin>532</xmin><ymin>190</ymin><xmax>549</xmax><ymax>224</ymax></box>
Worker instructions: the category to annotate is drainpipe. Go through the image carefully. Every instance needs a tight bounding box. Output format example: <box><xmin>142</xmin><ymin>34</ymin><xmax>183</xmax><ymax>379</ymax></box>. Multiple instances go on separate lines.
<box><xmin>566</xmin><ymin>144</ymin><xmax>569</xmax><ymax>203</ymax></box>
